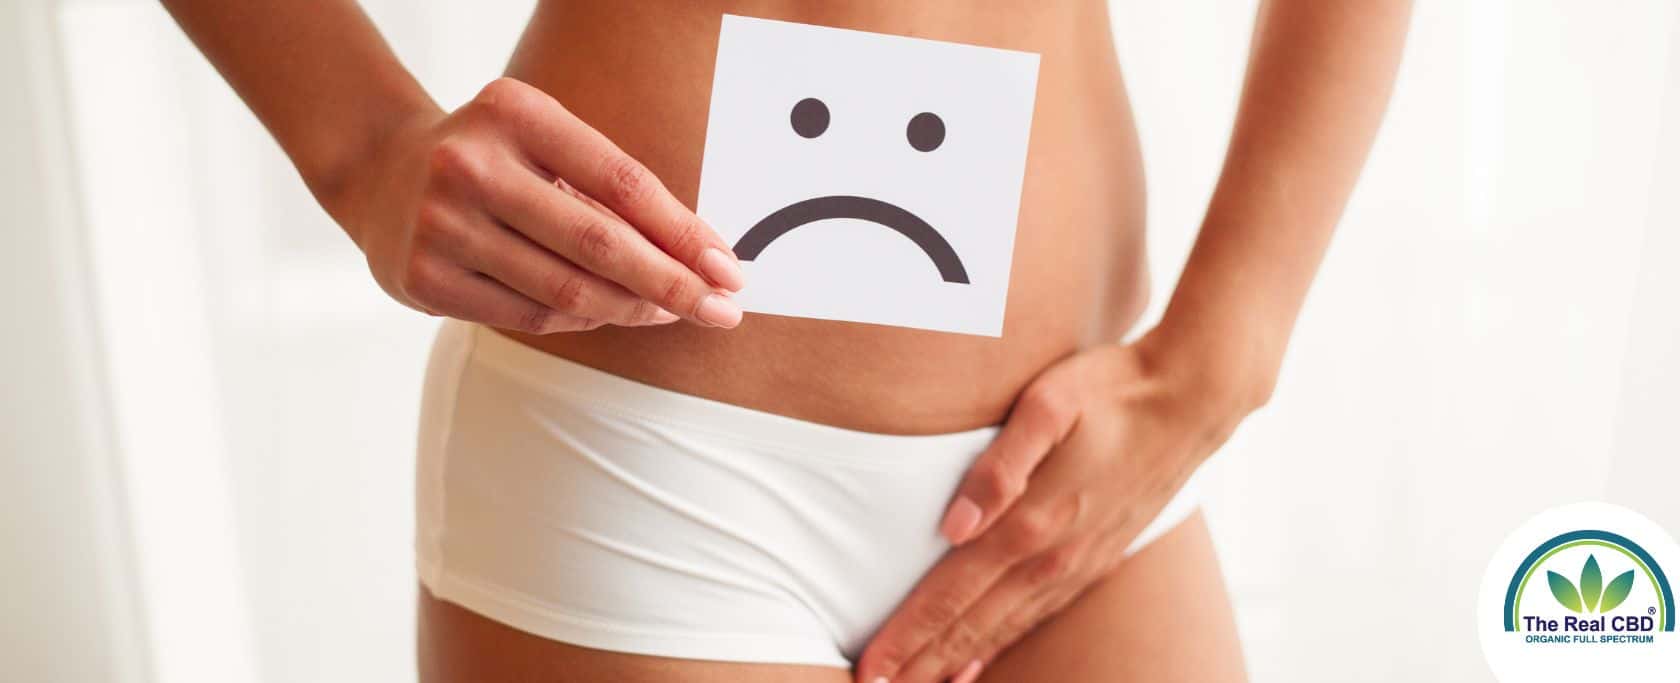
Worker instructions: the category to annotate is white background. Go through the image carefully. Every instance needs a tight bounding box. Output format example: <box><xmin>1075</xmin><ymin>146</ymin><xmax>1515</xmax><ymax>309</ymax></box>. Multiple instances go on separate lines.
<box><xmin>3</xmin><ymin>1</ymin><xmax>1679</xmax><ymax>681</ymax></box>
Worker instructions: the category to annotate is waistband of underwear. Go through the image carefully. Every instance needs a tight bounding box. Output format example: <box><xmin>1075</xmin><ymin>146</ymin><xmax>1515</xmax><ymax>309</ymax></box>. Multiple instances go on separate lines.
<box><xmin>460</xmin><ymin>321</ymin><xmax>1002</xmax><ymax>466</ymax></box>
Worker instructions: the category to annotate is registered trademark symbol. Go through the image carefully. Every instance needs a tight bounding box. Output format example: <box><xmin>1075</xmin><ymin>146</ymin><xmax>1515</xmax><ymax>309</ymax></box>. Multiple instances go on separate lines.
<box><xmin>1650</xmin><ymin>606</ymin><xmax>1658</xmax><ymax>615</ymax></box>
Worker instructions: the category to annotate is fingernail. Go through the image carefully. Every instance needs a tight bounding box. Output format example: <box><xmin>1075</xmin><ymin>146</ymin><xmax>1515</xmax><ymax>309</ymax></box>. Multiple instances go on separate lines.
<box><xmin>940</xmin><ymin>496</ymin><xmax>982</xmax><ymax>544</ymax></box>
<box><xmin>695</xmin><ymin>293</ymin><xmax>742</xmax><ymax>328</ymax></box>
<box><xmin>649</xmin><ymin>307</ymin><xmax>679</xmax><ymax>324</ymax></box>
<box><xmin>952</xmin><ymin>659</ymin><xmax>983</xmax><ymax>683</ymax></box>
<box><xmin>697</xmin><ymin>247</ymin><xmax>745</xmax><ymax>292</ymax></box>
<box><xmin>870</xmin><ymin>677</ymin><xmax>889</xmax><ymax>683</ymax></box>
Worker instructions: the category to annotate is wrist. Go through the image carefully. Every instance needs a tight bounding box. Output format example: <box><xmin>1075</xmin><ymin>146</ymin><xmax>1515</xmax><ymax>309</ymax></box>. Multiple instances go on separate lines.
<box><xmin>308</xmin><ymin>101</ymin><xmax>446</xmax><ymax>241</ymax></box>
<box><xmin>1131</xmin><ymin>320</ymin><xmax>1280</xmax><ymax>425</ymax></box>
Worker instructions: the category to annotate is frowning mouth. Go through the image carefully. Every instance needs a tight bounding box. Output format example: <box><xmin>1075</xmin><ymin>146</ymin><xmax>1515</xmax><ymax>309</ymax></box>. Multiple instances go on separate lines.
<box><xmin>731</xmin><ymin>195</ymin><xmax>969</xmax><ymax>284</ymax></box>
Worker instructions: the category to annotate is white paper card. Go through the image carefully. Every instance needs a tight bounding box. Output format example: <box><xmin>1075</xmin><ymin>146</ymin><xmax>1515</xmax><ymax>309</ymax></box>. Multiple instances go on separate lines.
<box><xmin>697</xmin><ymin>15</ymin><xmax>1040</xmax><ymax>336</ymax></box>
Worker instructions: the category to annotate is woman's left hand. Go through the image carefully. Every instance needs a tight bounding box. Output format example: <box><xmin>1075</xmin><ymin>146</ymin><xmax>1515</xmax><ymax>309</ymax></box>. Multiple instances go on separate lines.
<box><xmin>853</xmin><ymin>340</ymin><xmax>1260</xmax><ymax>683</ymax></box>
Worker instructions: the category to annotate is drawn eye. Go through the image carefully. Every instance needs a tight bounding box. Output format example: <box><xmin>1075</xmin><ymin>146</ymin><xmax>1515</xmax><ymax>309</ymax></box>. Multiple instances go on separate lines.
<box><xmin>790</xmin><ymin>98</ymin><xmax>829</xmax><ymax>138</ymax></box>
<box><xmin>906</xmin><ymin>112</ymin><xmax>945</xmax><ymax>152</ymax></box>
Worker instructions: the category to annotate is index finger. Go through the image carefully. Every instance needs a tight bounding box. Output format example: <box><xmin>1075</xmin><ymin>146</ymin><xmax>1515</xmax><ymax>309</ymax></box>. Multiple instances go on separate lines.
<box><xmin>476</xmin><ymin>78</ymin><xmax>745</xmax><ymax>292</ymax></box>
<box><xmin>854</xmin><ymin>544</ymin><xmax>1012</xmax><ymax>683</ymax></box>
<box><xmin>939</xmin><ymin>385</ymin><xmax>1078</xmax><ymax>545</ymax></box>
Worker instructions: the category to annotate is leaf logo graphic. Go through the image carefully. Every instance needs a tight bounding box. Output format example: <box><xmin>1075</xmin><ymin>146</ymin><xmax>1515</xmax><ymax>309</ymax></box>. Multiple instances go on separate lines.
<box><xmin>1546</xmin><ymin>554</ymin><xmax>1637</xmax><ymax>613</ymax></box>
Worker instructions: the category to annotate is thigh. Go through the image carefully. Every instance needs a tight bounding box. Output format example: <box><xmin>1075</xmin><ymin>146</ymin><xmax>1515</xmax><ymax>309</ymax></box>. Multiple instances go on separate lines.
<box><xmin>977</xmin><ymin>511</ymin><xmax>1247</xmax><ymax>683</ymax></box>
<box><xmin>417</xmin><ymin>586</ymin><xmax>851</xmax><ymax>683</ymax></box>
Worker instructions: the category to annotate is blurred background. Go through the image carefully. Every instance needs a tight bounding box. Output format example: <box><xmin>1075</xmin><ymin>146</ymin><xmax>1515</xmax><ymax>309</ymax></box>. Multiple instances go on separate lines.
<box><xmin>4</xmin><ymin>1</ymin><xmax>1679</xmax><ymax>681</ymax></box>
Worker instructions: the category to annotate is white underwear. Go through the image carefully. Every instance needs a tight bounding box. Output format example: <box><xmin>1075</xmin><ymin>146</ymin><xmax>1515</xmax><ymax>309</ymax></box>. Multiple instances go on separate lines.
<box><xmin>415</xmin><ymin>319</ymin><xmax>1203</xmax><ymax>668</ymax></box>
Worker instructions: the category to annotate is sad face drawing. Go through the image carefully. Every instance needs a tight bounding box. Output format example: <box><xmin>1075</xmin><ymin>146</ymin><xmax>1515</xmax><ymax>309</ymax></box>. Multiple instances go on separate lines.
<box><xmin>733</xmin><ymin>98</ymin><xmax>969</xmax><ymax>284</ymax></box>
<box><xmin>696</xmin><ymin>15</ymin><xmax>1039</xmax><ymax>336</ymax></box>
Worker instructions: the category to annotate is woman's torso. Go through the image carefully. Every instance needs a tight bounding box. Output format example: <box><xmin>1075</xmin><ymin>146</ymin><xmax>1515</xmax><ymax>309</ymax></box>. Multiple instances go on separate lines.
<box><xmin>500</xmin><ymin>0</ymin><xmax>1147</xmax><ymax>434</ymax></box>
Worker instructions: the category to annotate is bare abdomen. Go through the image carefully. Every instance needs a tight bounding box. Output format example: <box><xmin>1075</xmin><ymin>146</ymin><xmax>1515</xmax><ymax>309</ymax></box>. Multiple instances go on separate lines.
<box><xmin>499</xmin><ymin>0</ymin><xmax>1148</xmax><ymax>434</ymax></box>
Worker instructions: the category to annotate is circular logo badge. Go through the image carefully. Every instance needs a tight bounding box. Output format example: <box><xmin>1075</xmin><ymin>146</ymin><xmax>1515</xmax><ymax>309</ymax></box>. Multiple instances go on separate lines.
<box><xmin>1478</xmin><ymin>501</ymin><xmax>1680</xmax><ymax>680</ymax></box>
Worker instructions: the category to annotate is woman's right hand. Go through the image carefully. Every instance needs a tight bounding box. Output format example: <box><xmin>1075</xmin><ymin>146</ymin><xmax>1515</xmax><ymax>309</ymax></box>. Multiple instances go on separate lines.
<box><xmin>328</xmin><ymin>77</ymin><xmax>746</xmax><ymax>333</ymax></box>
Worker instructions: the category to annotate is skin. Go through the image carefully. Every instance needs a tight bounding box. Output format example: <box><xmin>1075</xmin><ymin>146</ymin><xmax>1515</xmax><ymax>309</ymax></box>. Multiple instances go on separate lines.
<box><xmin>161</xmin><ymin>0</ymin><xmax>1410</xmax><ymax>681</ymax></box>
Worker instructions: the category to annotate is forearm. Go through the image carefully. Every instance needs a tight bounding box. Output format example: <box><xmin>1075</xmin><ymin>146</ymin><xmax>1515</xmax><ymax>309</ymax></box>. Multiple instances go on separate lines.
<box><xmin>160</xmin><ymin>0</ymin><xmax>439</xmax><ymax>211</ymax></box>
<box><xmin>1143</xmin><ymin>0</ymin><xmax>1412</xmax><ymax>412</ymax></box>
